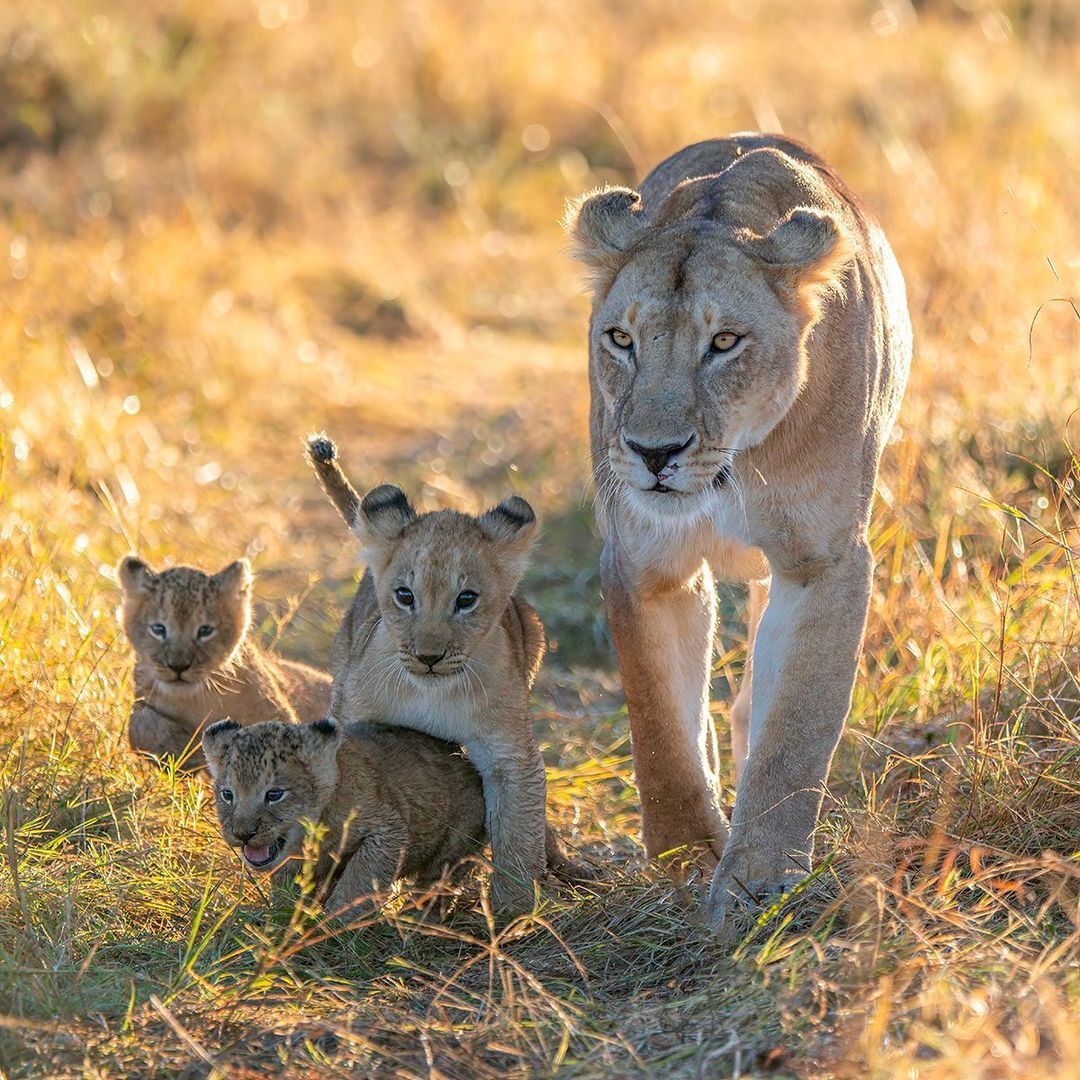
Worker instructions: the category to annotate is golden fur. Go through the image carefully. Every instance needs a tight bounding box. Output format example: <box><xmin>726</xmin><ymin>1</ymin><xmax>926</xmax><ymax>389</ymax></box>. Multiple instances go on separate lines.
<box><xmin>203</xmin><ymin>717</ymin><xmax>487</xmax><ymax>914</ymax></box>
<box><xmin>306</xmin><ymin>436</ymin><xmax>580</xmax><ymax>912</ymax></box>
<box><xmin>117</xmin><ymin>556</ymin><xmax>331</xmax><ymax>769</ymax></box>
<box><xmin>566</xmin><ymin>134</ymin><xmax>912</xmax><ymax>928</ymax></box>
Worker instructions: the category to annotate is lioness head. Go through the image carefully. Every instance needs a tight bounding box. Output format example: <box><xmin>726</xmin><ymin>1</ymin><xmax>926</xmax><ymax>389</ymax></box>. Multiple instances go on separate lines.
<box><xmin>203</xmin><ymin>717</ymin><xmax>342</xmax><ymax>872</ymax></box>
<box><xmin>117</xmin><ymin>556</ymin><xmax>251</xmax><ymax>687</ymax></box>
<box><xmin>566</xmin><ymin>149</ymin><xmax>853</xmax><ymax>520</ymax></box>
<box><xmin>353</xmin><ymin>486</ymin><xmax>537</xmax><ymax>680</ymax></box>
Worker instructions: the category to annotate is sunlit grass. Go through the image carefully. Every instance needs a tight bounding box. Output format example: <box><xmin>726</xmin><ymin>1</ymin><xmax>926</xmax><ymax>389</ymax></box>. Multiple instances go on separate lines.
<box><xmin>1</xmin><ymin>0</ymin><xmax>1079</xmax><ymax>1075</ymax></box>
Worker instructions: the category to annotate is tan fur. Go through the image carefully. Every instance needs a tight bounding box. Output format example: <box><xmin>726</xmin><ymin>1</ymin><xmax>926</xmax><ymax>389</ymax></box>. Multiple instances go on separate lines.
<box><xmin>307</xmin><ymin>436</ymin><xmax>579</xmax><ymax>913</ymax></box>
<box><xmin>566</xmin><ymin>134</ymin><xmax>912</xmax><ymax>927</ymax></box>
<box><xmin>202</xmin><ymin>718</ymin><xmax>486</xmax><ymax>914</ymax></box>
<box><xmin>117</xmin><ymin>556</ymin><xmax>331</xmax><ymax>770</ymax></box>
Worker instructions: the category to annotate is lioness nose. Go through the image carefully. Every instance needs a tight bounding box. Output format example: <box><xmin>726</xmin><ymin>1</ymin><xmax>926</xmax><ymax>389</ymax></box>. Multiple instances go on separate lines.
<box><xmin>415</xmin><ymin>651</ymin><xmax>446</xmax><ymax>671</ymax></box>
<box><xmin>625</xmin><ymin>435</ymin><xmax>695</xmax><ymax>477</ymax></box>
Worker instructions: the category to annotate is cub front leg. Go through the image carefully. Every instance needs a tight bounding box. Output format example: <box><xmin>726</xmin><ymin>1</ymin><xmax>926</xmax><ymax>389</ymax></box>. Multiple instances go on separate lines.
<box><xmin>325</xmin><ymin>823</ymin><xmax>408</xmax><ymax>921</ymax></box>
<box><xmin>602</xmin><ymin>541</ymin><xmax>729</xmax><ymax>867</ymax></box>
<box><xmin>471</xmin><ymin>741</ymin><xmax>548</xmax><ymax>916</ymax></box>
<box><xmin>129</xmin><ymin>705</ymin><xmax>205</xmax><ymax>770</ymax></box>
<box><xmin>708</xmin><ymin>543</ymin><xmax>873</xmax><ymax>929</ymax></box>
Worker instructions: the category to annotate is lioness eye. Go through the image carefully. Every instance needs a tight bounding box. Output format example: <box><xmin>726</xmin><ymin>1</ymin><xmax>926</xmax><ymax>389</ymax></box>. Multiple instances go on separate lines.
<box><xmin>455</xmin><ymin>590</ymin><xmax>479</xmax><ymax>612</ymax></box>
<box><xmin>196</xmin><ymin>625</ymin><xmax>215</xmax><ymax>640</ymax></box>
<box><xmin>711</xmin><ymin>331</ymin><xmax>741</xmax><ymax>353</ymax></box>
<box><xmin>607</xmin><ymin>328</ymin><xmax>633</xmax><ymax>350</ymax></box>
<box><xmin>393</xmin><ymin>586</ymin><xmax>415</xmax><ymax>609</ymax></box>
<box><xmin>149</xmin><ymin>623</ymin><xmax>167</xmax><ymax>640</ymax></box>
<box><xmin>265</xmin><ymin>788</ymin><xmax>286</xmax><ymax>804</ymax></box>
<box><xmin>219</xmin><ymin>788</ymin><xmax>234</xmax><ymax>804</ymax></box>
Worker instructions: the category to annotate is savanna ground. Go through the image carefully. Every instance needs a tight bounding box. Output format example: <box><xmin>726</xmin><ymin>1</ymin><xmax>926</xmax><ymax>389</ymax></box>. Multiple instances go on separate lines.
<box><xmin>1</xmin><ymin>0</ymin><xmax>1079</xmax><ymax>1076</ymax></box>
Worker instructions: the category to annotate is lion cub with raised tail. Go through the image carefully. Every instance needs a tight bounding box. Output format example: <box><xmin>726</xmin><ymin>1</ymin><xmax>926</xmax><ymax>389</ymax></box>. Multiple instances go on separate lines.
<box><xmin>203</xmin><ymin>717</ymin><xmax>487</xmax><ymax>914</ymax></box>
<box><xmin>307</xmin><ymin>435</ymin><xmax>562</xmax><ymax>913</ymax></box>
<box><xmin>117</xmin><ymin>556</ymin><xmax>331</xmax><ymax>769</ymax></box>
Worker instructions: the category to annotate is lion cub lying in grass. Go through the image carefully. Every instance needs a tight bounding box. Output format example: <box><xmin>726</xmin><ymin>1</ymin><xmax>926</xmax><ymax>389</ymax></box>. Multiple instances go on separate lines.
<box><xmin>117</xmin><ymin>556</ymin><xmax>331</xmax><ymax>769</ymax></box>
<box><xmin>307</xmin><ymin>435</ymin><xmax>582</xmax><ymax>912</ymax></box>
<box><xmin>203</xmin><ymin>717</ymin><xmax>487</xmax><ymax>913</ymax></box>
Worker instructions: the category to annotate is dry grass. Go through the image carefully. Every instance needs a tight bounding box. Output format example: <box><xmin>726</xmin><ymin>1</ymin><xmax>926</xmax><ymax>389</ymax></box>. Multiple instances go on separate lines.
<box><xmin>1</xmin><ymin>0</ymin><xmax>1079</xmax><ymax>1075</ymax></box>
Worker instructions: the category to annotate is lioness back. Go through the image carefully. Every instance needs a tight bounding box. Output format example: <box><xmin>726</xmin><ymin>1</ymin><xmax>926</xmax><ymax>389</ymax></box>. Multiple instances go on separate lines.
<box><xmin>117</xmin><ymin>555</ymin><xmax>331</xmax><ymax>768</ymax></box>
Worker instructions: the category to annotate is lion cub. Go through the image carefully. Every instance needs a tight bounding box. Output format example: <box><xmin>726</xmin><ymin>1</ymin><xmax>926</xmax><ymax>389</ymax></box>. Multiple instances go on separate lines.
<box><xmin>203</xmin><ymin>717</ymin><xmax>486</xmax><ymax>913</ymax></box>
<box><xmin>117</xmin><ymin>556</ymin><xmax>331</xmax><ymax>769</ymax></box>
<box><xmin>306</xmin><ymin>435</ymin><xmax>563</xmax><ymax>912</ymax></box>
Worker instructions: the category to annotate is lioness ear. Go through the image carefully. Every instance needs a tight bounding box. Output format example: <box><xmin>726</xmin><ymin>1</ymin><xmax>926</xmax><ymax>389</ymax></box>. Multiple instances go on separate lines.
<box><xmin>564</xmin><ymin>186</ymin><xmax>647</xmax><ymax>275</ymax></box>
<box><xmin>354</xmin><ymin>485</ymin><xmax>417</xmax><ymax>552</ymax></box>
<box><xmin>202</xmin><ymin>718</ymin><xmax>241</xmax><ymax>776</ymax></box>
<box><xmin>738</xmin><ymin>208</ymin><xmax>853</xmax><ymax>317</ymax></box>
<box><xmin>117</xmin><ymin>555</ymin><xmax>155</xmax><ymax>595</ymax></box>
<box><xmin>480</xmin><ymin>496</ymin><xmax>538</xmax><ymax>565</ymax></box>
<box><xmin>213</xmin><ymin>559</ymin><xmax>252</xmax><ymax>597</ymax></box>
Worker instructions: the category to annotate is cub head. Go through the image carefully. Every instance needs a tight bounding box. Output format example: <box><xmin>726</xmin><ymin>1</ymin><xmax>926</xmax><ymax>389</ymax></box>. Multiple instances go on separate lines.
<box><xmin>202</xmin><ymin>717</ymin><xmax>342</xmax><ymax>873</ymax></box>
<box><xmin>117</xmin><ymin>556</ymin><xmax>252</xmax><ymax>688</ymax></box>
<box><xmin>565</xmin><ymin>148</ymin><xmax>853</xmax><ymax>522</ymax></box>
<box><xmin>351</xmin><ymin>485</ymin><xmax>538</xmax><ymax>680</ymax></box>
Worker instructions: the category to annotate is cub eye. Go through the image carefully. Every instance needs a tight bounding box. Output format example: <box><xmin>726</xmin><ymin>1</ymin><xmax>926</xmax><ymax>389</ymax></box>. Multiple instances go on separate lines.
<box><xmin>219</xmin><ymin>788</ymin><xmax>234</xmax><ymax>804</ymax></box>
<box><xmin>606</xmin><ymin>328</ymin><xmax>633</xmax><ymax>350</ymax></box>
<box><xmin>393</xmin><ymin>586</ymin><xmax>415</xmax><ymax>609</ymax></box>
<box><xmin>265</xmin><ymin>788</ymin><xmax>286</xmax><ymax>804</ymax></box>
<box><xmin>196</xmin><ymin>625</ymin><xmax>215</xmax><ymax>640</ymax></box>
<box><xmin>711</xmin><ymin>331</ymin><xmax>742</xmax><ymax>353</ymax></box>
<box><xmin>149</xmin><ymin>623</ymin><xmax>167</xmax><ymax>640</ymax></box>
<box><xmin>455</xmin><ymin>590</ymin><xmax>479</xmax><ymax>612</ymax></box>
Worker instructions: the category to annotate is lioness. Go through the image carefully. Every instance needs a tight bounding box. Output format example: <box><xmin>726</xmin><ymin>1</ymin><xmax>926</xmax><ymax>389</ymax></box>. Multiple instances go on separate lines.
<box><xmin>565</xmin><ymin>134</ymin><xmax>911</xmax><ymax>926</ymax></box>
<box><xmin>117</xmin><ymin>555</ymin><xmax>331</xmax><ymax>769</ymax></box>
<box><xmin>306</xmin><ymin>436</ymin><xmax>579</xmax><ymax>912</ymax></box>
<box><xmin>203</xmin><ymin>717</ymin><xmax>487</xmax><ymax>914</ymax></box>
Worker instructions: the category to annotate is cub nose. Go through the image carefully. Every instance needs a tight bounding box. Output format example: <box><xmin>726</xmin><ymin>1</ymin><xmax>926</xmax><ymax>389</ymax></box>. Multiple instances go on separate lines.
<box><xmin>625</xmin><ymin>435</ymin><xmax>695</xmax><ymax>477</ymax></box>
<box><xmin>415</xmin><ymin>651</ymin><xmax>446</xmax><ymax>671</ymax></box>
<box><xmin>169</xmin><ymin>660</ymin><xmax>191</xmax><ymax>675</ymax></box>
<box><xmin>234</xmin><ymin>828</ymin><xmax>255</xmax><ymax>843</ymax></box>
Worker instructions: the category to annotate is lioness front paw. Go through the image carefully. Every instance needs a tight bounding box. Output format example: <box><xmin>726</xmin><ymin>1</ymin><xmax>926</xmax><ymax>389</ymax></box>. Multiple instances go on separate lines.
<box><xmin>706</xmin><ymin>847</ymin><xmax>808</xmax><ymax>933</ymax></box>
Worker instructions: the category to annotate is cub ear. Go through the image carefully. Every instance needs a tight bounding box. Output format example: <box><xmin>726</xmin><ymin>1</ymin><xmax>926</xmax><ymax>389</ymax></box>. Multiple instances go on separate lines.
<box><xmin>213</xmin><ymin>558</ymin><xmax>252</xmax><ymax>596</ymax></box>
<box><xmin>354</xmin><ymin>485</ymin><xmax>417</xmax><ymax>552</ymax></box>
<box><xmin>299</xmin><ymin>716</ymin><xmax>344</xmax><ymax>760</ymax></box>
<box><xmin>202</xmin><ymin>718</ymin><xmax>241</xmax><ymax>776</ymax></box>
<box><xmin>480</xmin><ymin>495</ymin><xmax>538</xmax><ymax>561</ymax></box>
<box><xmin>117</xmin><ymin>555</ymin><xmax>155</xmax><ymax>595</ymax></box>
<box><xmin>563</xmin><ymin>186</ymin><xmax>647</xmax><ymax>276</ymax></box>
<box><xmin>737</xmin><ymin>208</ymin><xmax>853</xmax><ymax>317</ymax></box>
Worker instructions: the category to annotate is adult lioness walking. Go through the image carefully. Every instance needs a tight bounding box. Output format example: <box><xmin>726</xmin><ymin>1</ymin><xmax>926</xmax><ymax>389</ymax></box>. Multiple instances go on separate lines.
<box><xmin>566</xmin><ymin>134</ymin><xmax>911</xmax><ymax>926</ymax></box>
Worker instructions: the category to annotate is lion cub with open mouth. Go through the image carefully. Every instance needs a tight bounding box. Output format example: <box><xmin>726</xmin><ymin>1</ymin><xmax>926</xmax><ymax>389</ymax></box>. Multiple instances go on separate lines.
<box><xmin>203</xmin><ymin>716</ymin><xmax>487</xmax><ymax>914</ymax></box>
<box><xmin>117</xmin><ymin>556</ymin><xmax>331</xmax><ymax>770</ymax></box>
<box><xmin>307</xmin><ymin>435</ymin><xmax>575</xmax><ymax>913</ymax></box>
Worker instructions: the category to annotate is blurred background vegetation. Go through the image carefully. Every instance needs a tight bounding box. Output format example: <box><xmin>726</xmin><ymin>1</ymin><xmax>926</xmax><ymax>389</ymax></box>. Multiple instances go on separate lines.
<box><xmin>0</xmin><ymin>1</ymin><xmax>1078</xmax><ymax>1076</ymax></box>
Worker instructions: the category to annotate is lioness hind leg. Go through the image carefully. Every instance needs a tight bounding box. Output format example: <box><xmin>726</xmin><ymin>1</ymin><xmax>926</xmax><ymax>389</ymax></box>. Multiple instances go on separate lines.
<box><xmin>730</xmin><ymin>578</ymin><xmax>769</xmax><ymax>786</ymax></box>
<box><xmin>129</xmin><ymin>706</ymin><xmax>205</xmax><ymax>770</ymax></box>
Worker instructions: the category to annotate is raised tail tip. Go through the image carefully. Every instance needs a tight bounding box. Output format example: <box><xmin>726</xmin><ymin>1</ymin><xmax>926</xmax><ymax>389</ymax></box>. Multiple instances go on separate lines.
<box><xmin>306</xmin><ymin>432</ymin><xmax>337</xmax><ymax>464</ymax></box>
